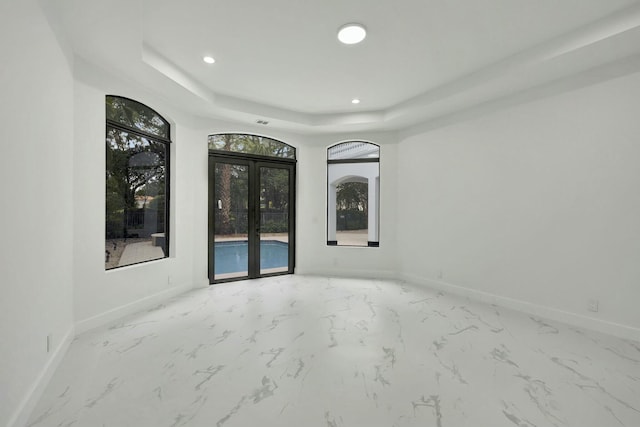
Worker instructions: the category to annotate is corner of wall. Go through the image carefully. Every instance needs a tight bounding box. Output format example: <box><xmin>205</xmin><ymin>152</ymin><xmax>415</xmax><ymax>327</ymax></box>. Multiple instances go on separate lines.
<box><xmin>7</xmin><ymin>326</ymin><xmax>75</xmax><ymax>427</ymax></box>
<box><xmin>297</xmin><ymin>267</ymin><xmax>398</xmax><ymax>281</ymax></box>
<box><xmin>75</xmin><ymin>282</ymin><xmax>194</xmax><ymax>334</ymax></box>
<box><xmin>400</xmin><ymin>272</ymin><xmax>640</xmax><ymax>343</ymax></box>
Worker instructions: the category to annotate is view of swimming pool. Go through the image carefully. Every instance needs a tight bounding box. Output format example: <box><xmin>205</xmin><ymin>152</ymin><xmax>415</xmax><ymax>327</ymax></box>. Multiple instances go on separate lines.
<box><xmin>214</xmin><ymin>240</ymin><xmax>288</xmax><ymax>274</ymax></box>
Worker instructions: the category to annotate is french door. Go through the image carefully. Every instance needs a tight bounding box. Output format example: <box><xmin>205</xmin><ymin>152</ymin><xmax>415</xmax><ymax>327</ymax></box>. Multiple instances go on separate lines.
<box><xmin>208</xmin><ymin>154</ymin><xmax>295</xmax><ymax>283</ymax></box>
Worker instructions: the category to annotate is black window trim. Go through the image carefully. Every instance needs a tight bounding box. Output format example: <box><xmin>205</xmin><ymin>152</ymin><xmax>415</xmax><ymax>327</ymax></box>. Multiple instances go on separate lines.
<box><xmin>106</xmin><ymin>95</ymin><xmax>171</xmax><ymax>141</ymax></box>
<box><xmin>208</xmin><ymin>149</ymin><xmax>297</xmax><ymax>165</ymax></box>
<box><xmin>207</xmin><ymin>148</ymin><xmax>297</xmax><ymax>284</ymax></box>
<box><xmin>326</xmin><ymin>141</ymin><xmax>380</xmax><ymax>247</ymax></box>
<box><xmin>327</xmin><ymin>158</ymin><xmax>379</xmax><ymax>164</ymax></box>
<box><xmin>106</xmin><ymin>121</ymin><xmax>172</xmax><ymax>145</ymax></box>
<box><xmin>105</xmin><ymin>95</ymin><xmax>171</xmax><ymax>270</ymax></box>
<box><xmin>208</xmin><ymin>133</ymin><xmax>296</xmax><ymax>160</ymax></box>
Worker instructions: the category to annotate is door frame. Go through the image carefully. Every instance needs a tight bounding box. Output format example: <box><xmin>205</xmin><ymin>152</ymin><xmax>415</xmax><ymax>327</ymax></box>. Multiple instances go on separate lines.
<box><xmin>208</xmin><ymin>151</ymin><xmax>296</xmax><ymax>284</ymax></box>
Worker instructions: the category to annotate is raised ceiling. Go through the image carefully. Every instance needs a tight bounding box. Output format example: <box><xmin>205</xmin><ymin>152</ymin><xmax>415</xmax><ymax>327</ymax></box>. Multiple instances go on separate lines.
<box><xmin>43</xmin><ymin>0</ymin><xmax>640</xmax><ymax>134</ymax></box>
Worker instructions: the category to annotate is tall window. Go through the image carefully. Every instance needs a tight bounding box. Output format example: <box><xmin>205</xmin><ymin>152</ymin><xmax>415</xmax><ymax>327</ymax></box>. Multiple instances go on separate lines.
<box><xmin>327</xmin><ymin>141</ymin><xmax>380</xmax><ymax>247</ymax></box>
<box><xmin>105</xmin><ymin>96</ymin><xmax>170</xmax><ymax>269</ymax></box>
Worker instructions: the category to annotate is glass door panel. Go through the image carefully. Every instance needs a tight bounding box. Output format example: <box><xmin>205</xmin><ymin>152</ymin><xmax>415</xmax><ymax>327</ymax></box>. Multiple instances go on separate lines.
<box><xmin>209</xmin><ymin>155</ymin><xmax>294</xmax><ymax>284</ymax></box>
<box><xmin>259</xmin><ymin>166</ymin><xmax>290</xmax><ymax>275</ymax></box>
<box><xmin>213</xmin><ymin>162</ymin><xmax>249</xmax><ymax>280</ymax></box>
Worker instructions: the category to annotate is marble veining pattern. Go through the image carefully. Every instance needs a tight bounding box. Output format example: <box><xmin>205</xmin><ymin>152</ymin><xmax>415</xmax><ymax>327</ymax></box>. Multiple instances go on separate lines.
<box><xmin>28</xmin><ymin>276</ymin><xmax>640</xmax><ymax>426</ymax></box>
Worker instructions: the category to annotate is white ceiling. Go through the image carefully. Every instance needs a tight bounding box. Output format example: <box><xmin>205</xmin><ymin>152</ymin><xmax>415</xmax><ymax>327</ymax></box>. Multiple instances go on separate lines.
<box><xmin>42</xmin><ymin>0</ymin><xmax>640</xmax><ymax>134</ymax></box>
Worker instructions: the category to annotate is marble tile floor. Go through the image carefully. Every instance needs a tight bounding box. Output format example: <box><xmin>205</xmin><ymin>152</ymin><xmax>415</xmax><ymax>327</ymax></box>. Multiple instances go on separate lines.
<box><xmin>28</xmin><ymin>275</ymin><xmax>640</xmax><ymax>427</ymax></box>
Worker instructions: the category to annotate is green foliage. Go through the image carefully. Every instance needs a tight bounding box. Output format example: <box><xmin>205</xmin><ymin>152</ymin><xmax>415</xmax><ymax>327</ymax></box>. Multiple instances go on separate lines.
<box><xmin>213</xmin><ymin>153</ymin><xmax>291</xmax><ymax>236</ymax></box>
<box><xmin>208</xmin><ymin>134</ymin><xmax>295</xmax><ymax>158</ymax></box>
<box><xmin>337</xmin><ymin>209</ymin><xmax>367</xmax><ymax>231</ymax></box>
<box><xmin>106</xmin><ymin>96</ymin><xmax>168</xmax><ymax>138</ymax></box>
<box><xmin>337</xmin><ymin>181</ymin><xmax>368</xmax><ymax>212</ymax></box>
<box><xmin>336</xmin><ymin>181</ymin><xmax>368</xmax><ymax>231</ymax></box>
<box><xmin>148</xmin><ymin>194</ymin><xmax>165</xmax><ymax>211</ymax></box>
<box><xmin>214</xmin><ymin>160</ymin><xmax>248</xmax><ymax>235</ymax></box>
<box><xmin>261</xmin><ymin>220</ymin><xmax>288</xmax><ymax>233</ymax></box>
<box><xmin>260</xmin><ymin>168</ymin><xmax>289</xmax><ymax>212</ymax></box>
<box><xmin>105</xmin><ymin>125</ymin><xmax>166</xmax><ymax>239</ymax></box>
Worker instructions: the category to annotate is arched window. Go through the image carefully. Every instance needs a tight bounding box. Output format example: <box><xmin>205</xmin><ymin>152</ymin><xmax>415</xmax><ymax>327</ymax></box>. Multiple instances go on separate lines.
<box><xmin>208</xmin><ymin>133</ymin><xmax>295</xmax><ymax>159</ymax></box>
<box><xmin>207</xmin><ymin>133</ymin><xmax>296</xmax><ymax>283</ymax></box>
<box><xmin>327</xmin><ymin>141</ymin><xmax>380</xmax><ymax>247</ymax></box>
<box><xmin>105</xmin><ymin>96</ymin><xmax>171</xmax><ymax>269</ymax></box>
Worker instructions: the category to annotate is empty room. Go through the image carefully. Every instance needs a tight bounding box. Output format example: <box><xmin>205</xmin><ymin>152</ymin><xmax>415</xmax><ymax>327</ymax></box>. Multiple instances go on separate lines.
<box><xmin>2</xmin><ymin>1</ymin><xmax>640</xmax><ymax>426</ymax></box>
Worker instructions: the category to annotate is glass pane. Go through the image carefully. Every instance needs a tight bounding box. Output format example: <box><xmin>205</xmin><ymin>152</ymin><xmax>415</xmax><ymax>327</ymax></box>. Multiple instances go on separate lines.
<box><xmin>328</xmin><ymin>141</ymin><xmax>379</xmax><ymax>160</ymax></box>
<box><xmin>259</xmin><ymin>167</ymin><xmax>289</xmax><ymax>274</ymax></box>
<box><xmin>105</xmin><ymin>127</ymin><xmax>167</xmax><ymax>269</ymax></box>
<box><xmin>106</xmin><ymin>96</ymin><xmax>169</xmax><ymax>139</ymax></box>
<box><xmin>336</xmin><ymin>181</ymin><xmax>368</xmax><ymax>246</ymax></box>
<box><xmin>327</xmin><ymin>161</ymin><xmax>379</xmax><ymax>247</ymax></box>
<box><xmin>208</xmin><ymin>134</ymin><xmax>295</xmax><ymax>159</ymax></box>
<box><xmin>214</xmin><ymin>163</ymin><xmax>249</xmax><ymax>280</ymax></box>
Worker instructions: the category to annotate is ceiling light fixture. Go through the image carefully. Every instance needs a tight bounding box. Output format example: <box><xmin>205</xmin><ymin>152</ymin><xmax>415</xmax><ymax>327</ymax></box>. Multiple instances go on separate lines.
<box><xmin>203</xmin><ymin>56</ymin><xmax>215</xmax><ymax>64</ymax></box>
<box><xmin>351</xmin><ymin>98</ymin><xmax>361</xmax><ymax>104</ymax></box>
<box><xmin>337</xmin><ymin>23</ymin><xmax>367</xmax><ymax>45</ymax></box>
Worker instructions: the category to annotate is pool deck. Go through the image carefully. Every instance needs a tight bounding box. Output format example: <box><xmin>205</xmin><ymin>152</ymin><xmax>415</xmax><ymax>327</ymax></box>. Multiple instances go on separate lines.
<box><xmin>215</xmin><ymin>230</ymin><xmax>370</xmax><ymax>247</ymax></box>
<box><xmin>335</xmin><ymin>230</ymin><xmax>369</xmax><ymax>246</ymax></box>
<box><xmin>115</xmin><ymin>230</ymin><xmax>371</xmax><ymax>271</ymax></box>
<box><xmin>117</xmin><ymin>241</ymin><xmax>164</xmax><ymax>267</ymax></box>
<box><xmin>215</xmin><ymin>233</ymin><xmax>289</xmax><ymax>243</ymax></box>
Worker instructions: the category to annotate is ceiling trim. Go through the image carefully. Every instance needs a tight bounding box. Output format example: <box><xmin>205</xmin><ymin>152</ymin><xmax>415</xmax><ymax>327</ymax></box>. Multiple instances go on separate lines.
<box><xmin>134</xmin><ymin>3</ymin><xmax>640</xmax><ymax>134</ymax></box>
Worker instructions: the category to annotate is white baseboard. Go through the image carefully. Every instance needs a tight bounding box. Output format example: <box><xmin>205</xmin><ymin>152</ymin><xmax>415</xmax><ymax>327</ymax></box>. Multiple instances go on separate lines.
<box><xmin>401</xmin><ymin>272</ymin><xmax>640</xmax><ymax>343</ymax></box>
<box><xmin>8</xmin><ymin>326</ymin><xmax>75</xmax><ymax>427</ymax></box>
<box><xmin>297</xmin><ymin>267</ymin><xmax>398</xmax><ymax>281</ymax></box>
<box><xmin>75</xmin><ymin>282</ymin><xmax>193</xmax><ymax>334</ymax></box>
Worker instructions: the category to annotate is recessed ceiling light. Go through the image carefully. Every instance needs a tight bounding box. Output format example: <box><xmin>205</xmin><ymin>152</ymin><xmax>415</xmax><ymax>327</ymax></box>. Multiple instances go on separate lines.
<box><xmin>337</xmin><ymin>24</ymin><xmax>367</xmax><ymax>45</ymax></box>
<box><xmin>203</xmin><ymin>56</ymin><xmax>215</xmax><ymax>64</ymax></box>
<box><xmin>351</xmin><ymin>98</ymin><xmax>361</xmax><ymax>104</ymax></box>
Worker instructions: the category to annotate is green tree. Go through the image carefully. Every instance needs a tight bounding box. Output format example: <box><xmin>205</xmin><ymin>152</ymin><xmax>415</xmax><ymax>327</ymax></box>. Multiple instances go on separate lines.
<box><xmin>337</xmin><ymin>181</ymin><xmax>368</xmax><ymax>212</ymax></box>
<box><xmin>217</xmin><ymin>135</ymin><xmax>234</xmax><ymax>234</ymax></box>
<box><xmin>106</xmin><ymin>128</ymin><xmax>165</xmax><ymax>238</ymax></box>
<box><xmin>336</xmin><ymin>181</ymin><xmax>368</xmax><ymax>231</ymax></box>
<box><xmin>209</xmin><ymin>134</ymin><xmax>293</xmax><ymax>236</ymax></box>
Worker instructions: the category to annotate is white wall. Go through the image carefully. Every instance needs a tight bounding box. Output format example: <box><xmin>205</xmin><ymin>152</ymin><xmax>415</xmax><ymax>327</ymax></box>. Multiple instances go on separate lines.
<box><xmin>72</xmin><ymin>70</ymin><xmax>203</xmax><ymax>330</ymax></box>
<box><xmin>6</xmin><ymin>3</ymin><xmax>640</xmax><ymax>424</ymax></box>
<box><xmin>71</xmin><ymin>61</ymin><xmax>318</xmax><ymax>326</ymax></box>
<box><xmin>296</xmin><ymin>142</ymin><xmax>399</xmax><ymax>278</ymax></box>
<box><xmin>0</xmin><ymin>1</ymin><xmax>75</xmax><ymax>425</ymax></box>
<box><xmin>68</xmin><ymin>51</ymin><xmax>401</xmax><ymax>326</ymax></box>
<box><xmin>398</xmin><ymin>71</ymin><xmax>640</xmax><ymax>338</ymax></box>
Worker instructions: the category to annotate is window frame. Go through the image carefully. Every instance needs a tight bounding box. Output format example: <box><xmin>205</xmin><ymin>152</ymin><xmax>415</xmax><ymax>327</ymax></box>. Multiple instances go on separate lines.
<box><xmin>327</xmin><ymin>141</ymin><xmax>380</xmax><ymax>247</ymax></box>
<box><xmin>105</xmin><ymin>95</ymin><xmax>171</xmax><ymax>270</ymax></box>
<box><xmin>208</xmin><ymin>133</ymin><xmax>296</xmax><ymax>159</ymax></box>
<box><xmin>207</xmin><ymin>133</ymin><xmax>297</xmax><ymax>284</ymax></box>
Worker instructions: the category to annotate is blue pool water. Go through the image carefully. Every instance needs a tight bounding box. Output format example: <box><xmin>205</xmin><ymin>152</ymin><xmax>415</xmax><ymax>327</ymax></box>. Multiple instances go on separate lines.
<box><xmin>214</xmin><ymin>240</ymin><xmax>288</xmax><ymax>274</ymax></box>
